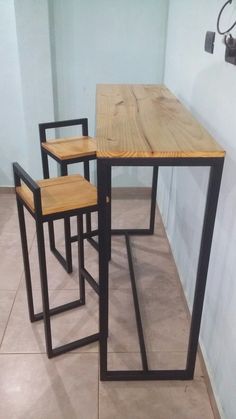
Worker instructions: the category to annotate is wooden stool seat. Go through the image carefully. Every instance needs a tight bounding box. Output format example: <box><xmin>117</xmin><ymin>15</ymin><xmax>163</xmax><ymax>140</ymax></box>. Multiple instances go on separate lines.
<box><xmin>16</xmin><ymin>174</ymin><xmax>97</xmax><ymax>216</ymax></box>
<box><xmin>41</xmin><ymin>136</ymin><xmax>97</xmax><ymax>160</ymax></box>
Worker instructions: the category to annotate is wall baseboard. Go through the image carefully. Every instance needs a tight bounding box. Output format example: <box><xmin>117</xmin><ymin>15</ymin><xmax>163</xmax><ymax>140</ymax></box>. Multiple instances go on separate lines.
<box><xmin>0</xmin><ymin>187</ymin><xmax>14</xmax><ymax>194</ymax></box>
<box><xmin>112</xmin><ymin>187</ymin><xmax>151</xmax><ymax>199</ymax></box>
<box><xmin>197</xmin><ymin>350</ymin><xmax>221</xmax><ymax>419</ymax></box>
<box><xmin>0</xmin><ymin>186</ymin><xmax>150</xmax><ymax>198</ymax></box>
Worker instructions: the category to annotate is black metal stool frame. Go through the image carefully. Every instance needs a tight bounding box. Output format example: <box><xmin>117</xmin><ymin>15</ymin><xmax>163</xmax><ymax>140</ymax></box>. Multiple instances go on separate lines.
<box><xmin>39</xmin><ymin>119</ymin><xmax>158</xmax><ymax>273</ymax></box>
<box><xmin>13</xmin><ymin>163</ymin><xmax>100</xmax><ymax>358</ymax></box>
<box><xmin>39</xmin><ymin>118</ymin><xmax>96</xmax><ymax>274</ymax></box>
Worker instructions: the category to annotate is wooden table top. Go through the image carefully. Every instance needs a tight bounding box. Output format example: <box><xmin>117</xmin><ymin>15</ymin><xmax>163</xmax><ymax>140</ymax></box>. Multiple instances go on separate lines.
<box><xmin>96</xmin><ymin>84</ymin><xmax>225</xmax><ymax>159</ymax></box>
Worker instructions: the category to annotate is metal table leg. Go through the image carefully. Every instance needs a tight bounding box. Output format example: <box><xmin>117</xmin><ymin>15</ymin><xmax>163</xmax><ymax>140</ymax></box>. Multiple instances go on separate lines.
<box><xmin>98</xmin><ymin>157</ymin><xmax>224</xmax><ymax>381</ymax></box>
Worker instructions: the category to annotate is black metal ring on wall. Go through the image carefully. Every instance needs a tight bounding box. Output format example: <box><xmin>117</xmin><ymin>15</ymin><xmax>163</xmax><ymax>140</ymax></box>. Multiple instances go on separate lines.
<box><xmin>217</xmin><ymin>0</ymin><xmax>236</xmax><ymax>35</ymax></box>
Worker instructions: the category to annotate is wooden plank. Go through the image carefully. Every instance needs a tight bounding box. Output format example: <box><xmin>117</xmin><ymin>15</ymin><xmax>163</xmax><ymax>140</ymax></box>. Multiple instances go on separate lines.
<box><xmin>16</xmin><ymin>174</ymin><xmax>97</xmax><ymax>215</ymax></box>
<box><xmin>96</xmin><ymin>84</ymin><xmax>225</xmax><ymax>158</ymax></box>
<box><xmin>42</xmin><ymin>136</ymin><xmax>96</xmax><ymax>160</ymax></box>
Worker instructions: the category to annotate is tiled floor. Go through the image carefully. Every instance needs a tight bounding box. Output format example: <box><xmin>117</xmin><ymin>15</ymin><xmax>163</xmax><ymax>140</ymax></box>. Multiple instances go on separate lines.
<box><xmin>0</xmin><ymin>192</ymin><xmax>215</xmax><ymax>419</ymax></box>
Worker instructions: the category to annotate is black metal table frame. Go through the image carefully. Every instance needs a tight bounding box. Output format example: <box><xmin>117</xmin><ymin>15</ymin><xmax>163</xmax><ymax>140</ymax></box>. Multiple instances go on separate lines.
<box><xmin>97</xmin><ymin>156</ymin><xmax>224</xmax><ymax>381</ymax></box>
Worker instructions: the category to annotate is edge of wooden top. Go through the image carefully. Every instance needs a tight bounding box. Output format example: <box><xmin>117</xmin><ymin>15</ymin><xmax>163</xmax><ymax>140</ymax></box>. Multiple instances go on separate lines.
<box><xmin>96</xmin><ymin>150</ymin><xmax>225</xmax><ymax>159</ymax></box>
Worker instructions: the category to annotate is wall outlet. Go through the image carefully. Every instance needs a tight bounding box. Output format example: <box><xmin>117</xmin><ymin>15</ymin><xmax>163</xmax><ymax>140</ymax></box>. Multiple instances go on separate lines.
<box><xmin>205</xmin><ymin>31</ymin><xmax>215</xmax><ymax>54</ymax></box>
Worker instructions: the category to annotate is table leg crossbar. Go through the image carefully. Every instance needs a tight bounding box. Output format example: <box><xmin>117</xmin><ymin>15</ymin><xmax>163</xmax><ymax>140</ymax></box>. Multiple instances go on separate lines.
<box><xmin>125</xmin><ymin>233</ymin><xmax>148</xmax><ymax>371</ymax></box>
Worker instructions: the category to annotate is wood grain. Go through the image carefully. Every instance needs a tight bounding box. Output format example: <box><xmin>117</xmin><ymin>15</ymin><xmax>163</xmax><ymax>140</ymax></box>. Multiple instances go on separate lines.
<box><xmin>96</xmin><ymin>84</ymin><xmax>225</xmax><ymax>158</ymax></box>
<box><xmin>16</xmin><ymin>174</ymin><xmax>98</xmax><ymax>215</ymax></box>
<box><xmin>42</xmin><ymin>136</ymin><xmax>96</xmax><ymax>160</ymax></box>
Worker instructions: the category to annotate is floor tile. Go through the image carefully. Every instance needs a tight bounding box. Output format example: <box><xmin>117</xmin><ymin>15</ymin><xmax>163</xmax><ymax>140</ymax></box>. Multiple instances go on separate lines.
<box><xmin>99</xmin><ymin>369</ymin><xmax>213</xmax><ymax>419</ymax></box>
<box><xmin>0</xmin><ymin>197</ymin><xmax>35</xmax><ymax>291</ymax></box>
<box><xmin>26</xmin><ymin>241</ymin><xmax>81</xmax><ymax>291</ymax></box>
<box><xmin>107</xmin><ymin>280</ymin><xmax>189</xmax><ymax>354</ymax></box>
<box><xmin>0</xmin><ymin>353</ymin><xmax>98</xmax><ymax>419</ymax></box>
<box><xmin>1</xmin><ymin>288</ymin><xmax>98</xmax><ymax>354</ymax></box>
<box><xmin>0</xmin><ymin>243</ymin><xmax>24</xmax><ymax>291</ymax></box>
<box><xmin>139</xmin><ymin>284</ymin><xmax>189</xmax><ymax>352</ymax></box>
<box><xmin>112</xmin><ymin>198</ymin><xmax>152</xmax><ymax>230</ymax></box>
<box><xmin>27</xmin><ymin>219</ymin><xmax>98</xmax><ymax>291</ymax></box>
<box><xmin>0</xmin><ymin>197</ymin><xmax>35</xmax><ymax>243</ymax></box>
<box><xmin>108</xmin><ymin>288</ymin><xmax>141</xmax><ymax>353</ymax></box>
<box><xmin>25</xmin><ymin>229</ymin><xmax>131</xmax><ymax>292</ymax></box>
<box><xmin>131</xmin><ymin>234</ymin><xmax>179</xmax><ymax>287</ymax></box>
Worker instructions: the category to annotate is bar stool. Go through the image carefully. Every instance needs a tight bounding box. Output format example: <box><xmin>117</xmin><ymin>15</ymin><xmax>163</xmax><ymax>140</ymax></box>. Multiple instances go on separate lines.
<box><xmin>39</xmin><ymin>118</ymin><xmax>97</xmax><ymax>274</ymax></box>
<box><xmin>13</xmin><ymin>162</ymin><xmax>102</xmax><ymax>358</ymax></box>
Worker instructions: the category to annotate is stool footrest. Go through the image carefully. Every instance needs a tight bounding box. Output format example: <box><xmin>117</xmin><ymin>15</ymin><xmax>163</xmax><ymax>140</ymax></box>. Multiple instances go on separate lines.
<box><xmin>32</xmin><ymin>298</ymin><xmax>84</xmax><ymax>322</ymax></box>
<box><xmin>71</xmin><ymin>230</ymin><xmax>99</xmax><ymax>242</ymax></box>
<box><xmin>71</xmin><ymin>233</ymin><xmax>99</xmax><ymax>252</ymax></box>
<box><xmin>112</xmin><ymin>228</ymin><xmax>153</xmax><ymax>236</ymax></box>
<box><xmin>51</xmin><ymin>333</ymin><xmax>100</xmax><ymax>358</ymax></box>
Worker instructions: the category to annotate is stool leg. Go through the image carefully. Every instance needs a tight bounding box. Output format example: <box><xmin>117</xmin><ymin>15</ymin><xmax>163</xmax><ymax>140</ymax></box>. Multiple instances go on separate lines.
<box><xmin>61</xmin><ymin>163</ymin><xmax>73</xmax><ymax>273</ymax></box>
<box><xmin>78</xmin><ymin>214</ymin><xmax>85</xmax><ymax>304</ymax></box>
<box><xmin>64</xmin><ymin>217</ymin><xmax>73</xmax><ymax>273</ymax></box>
<box><xmin>41</xmin><ymin>149</ymin><xmax>50</xmax><ymax>179</ymax></box>
<box><xmin>42</xmin><ymin>153</ymin><xmax>72</xmax><ymax>273</ymax></box>
<box><xmin>84</xmin><ymin>161</ymin><xmax>92</xmax><ymax>233</ymax></box>
<box><xmin>48</xmin><ymin>220</ymin><xmax>56</xmax><ymax>251</ymax></box>
<box><xmin>83</xmin><ymin>161</ymin><xmax>98</xmax><ymax>252</ymax></box>
<box><xmin>106</xmin><ymin>165</ymin><xmax>112</xmax><ymax>261</ymax></box>
<box><xmin>41</xmin><ymin>151</ymin><xmax>59</xmax><ymax>268</ymax></box>
<box><xmin>149</xmin><ymin>166</ymin><xmax>158</xmax><ymax>234</ymax></box>
<box><xmin>46</xmin><ymin>162</ymin><xmax>73</xmax><ymax>274</ymax></box>
<box><xmin>16</xmin><ymin>198</ymin><xmax>35</xmax><ymax>322</ymax></box>
<box><xmin>36</xmin><ymin>219</ymin><xmax>53</xmax><ymax>358</ymax></box>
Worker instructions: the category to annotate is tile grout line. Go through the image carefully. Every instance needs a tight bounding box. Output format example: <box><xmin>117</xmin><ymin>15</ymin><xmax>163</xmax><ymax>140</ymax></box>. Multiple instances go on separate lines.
<box><xmin>0</xmin><ymin>273</ymin><xmax>23</xmax><ymax>348</ymax></box>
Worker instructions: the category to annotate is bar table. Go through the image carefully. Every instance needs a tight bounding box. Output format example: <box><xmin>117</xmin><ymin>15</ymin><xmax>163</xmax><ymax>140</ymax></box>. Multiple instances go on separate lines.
<box><xmin>96</xmin><ymin>84</ymin><xmax>225</xmax><ymax>381</ymax></box>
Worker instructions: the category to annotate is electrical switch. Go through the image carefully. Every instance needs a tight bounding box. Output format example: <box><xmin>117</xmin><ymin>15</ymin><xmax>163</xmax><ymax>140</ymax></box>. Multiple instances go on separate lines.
<box><xmin>205</xmin><ymin>31</ymin><xmax>215</xmax><ymax>54</ymax></box>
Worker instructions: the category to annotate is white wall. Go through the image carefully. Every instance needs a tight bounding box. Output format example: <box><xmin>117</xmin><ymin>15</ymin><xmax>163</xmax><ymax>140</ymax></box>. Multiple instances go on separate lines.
<box><xmin>0</xmin><ymin>0</ymin><xmax>27</xmax><ymax>185</ymax></box>
<box><xmin>14</xmin><ymin>0</ymin><xmax>55</xmax><ymax>179</ymax></box>
<box><xmin>163</xmin><ymin>1</ymin><xmax>236</xmax><ymax>418</ymax></box>
<box><xmin>0</xmin><ymin>0</ymin><xmax>55</xmax><ymax>186</ymax></box>
<box><xmin>48</xmin><ymin>0</ymin><xmax>169</xmax><ymax>185</ymax></box>
<box><xmin>0</xmin><ymin>0</ymin><xmax>169</xmax><ymax>186</ymax></box>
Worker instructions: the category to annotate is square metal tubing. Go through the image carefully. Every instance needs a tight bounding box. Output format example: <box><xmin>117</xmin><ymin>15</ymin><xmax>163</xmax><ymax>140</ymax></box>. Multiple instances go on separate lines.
<box><xmin>97</xmin><ymin>156</ymin><xmax>224</xmax><ymax>381</ymax></box>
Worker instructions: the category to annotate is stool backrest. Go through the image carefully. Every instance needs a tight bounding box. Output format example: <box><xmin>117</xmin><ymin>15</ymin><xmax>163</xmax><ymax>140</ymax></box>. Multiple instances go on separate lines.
<box><xmin>39</xmin><ymin>118</ymin><xmax>89</xmax><ymax>143</ymax></box>
<box><xmin>13</xmin><ymin>162</ymin><xmax>42</xmax><ymax>217</ymax></box>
